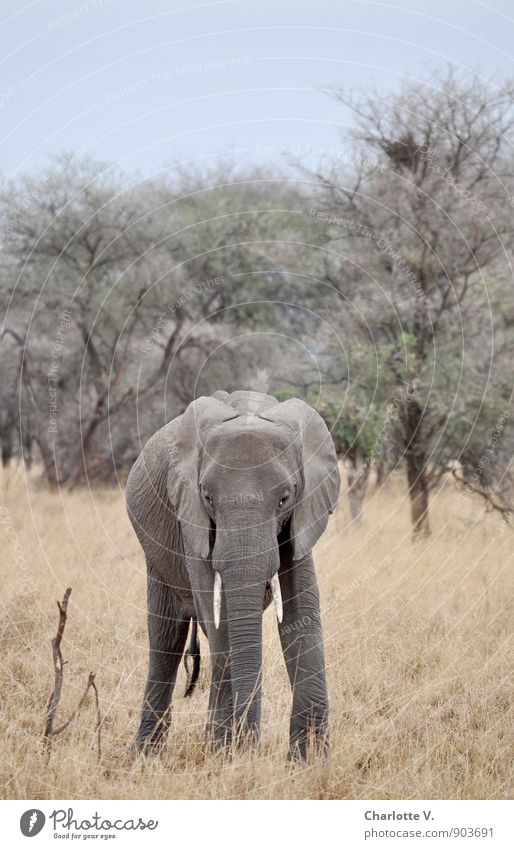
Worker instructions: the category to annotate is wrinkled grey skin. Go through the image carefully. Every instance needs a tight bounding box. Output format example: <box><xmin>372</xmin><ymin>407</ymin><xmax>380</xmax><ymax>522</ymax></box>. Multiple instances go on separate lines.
<box><xmin>126</xmin><ymin>390</ymin><xmax>340</xmax><ymax>759</ymax></box>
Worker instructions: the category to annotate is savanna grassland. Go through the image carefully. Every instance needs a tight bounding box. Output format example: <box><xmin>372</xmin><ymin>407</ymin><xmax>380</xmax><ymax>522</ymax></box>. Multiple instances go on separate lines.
<box><xmin>1</xmin><ymin>463</ymin><xmax>513</xmax><ymax>800</ymax></box>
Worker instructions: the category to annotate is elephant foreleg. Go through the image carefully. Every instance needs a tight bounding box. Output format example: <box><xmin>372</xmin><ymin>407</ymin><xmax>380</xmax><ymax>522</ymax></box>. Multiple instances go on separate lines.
<box><xmin>278</xmin><ymin>551</ymin><xmax>329</xmax><ymax>760</ymax></box>
<box><xmin>133</xmin><ymin>563</ymin><xmax>189</xmax><ymax>752</ymax></box>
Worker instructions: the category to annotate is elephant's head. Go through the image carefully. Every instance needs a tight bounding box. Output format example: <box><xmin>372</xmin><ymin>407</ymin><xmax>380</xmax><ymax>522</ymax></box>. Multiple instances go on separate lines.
<box><xmin>167</xmin><ymin>391</ymin><xmax>340</xmax><ymax>735</ymax></box>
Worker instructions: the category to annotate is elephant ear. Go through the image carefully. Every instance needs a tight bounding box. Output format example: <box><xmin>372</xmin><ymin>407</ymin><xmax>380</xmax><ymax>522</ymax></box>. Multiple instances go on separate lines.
<box><xmin>166</xmin><ymin>395</ymin><xmax>238</xmax><ymax>560</ymax></box>
<box><xmin>262</xmin><ymin>399</ymin><xmax>340</xmax><ymax>561</ymax></box>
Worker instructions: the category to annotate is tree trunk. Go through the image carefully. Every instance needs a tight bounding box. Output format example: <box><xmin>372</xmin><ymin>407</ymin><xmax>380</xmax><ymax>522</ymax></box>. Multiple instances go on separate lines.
<box><xmin>403</xmin><ymin>399</ymin><xmax>430</xmax><ymax>538</ymax></box>
<box><xmin>1</xmin><ymin>434</ymin><xmax>13</xmax><ymax>467</ymax></box>
<box><xmin>344</xmin><ymin>451</ymin><xmax>370</xmax><ymax>522</ymax></box>
<box><xmin>375</xmin><ymin>457</ymin><xmax>385</xmax><ymax>488</ymax></box>
<box><xmin>22</xmin><ymin>375</ymin><xmax>59</xmax><ymax>486</ymax></box>
<box><xmin>22</xmin><ymin>426</ymin><xmax>33</xmax><ymax>470</ymax></box>
<box><xmin>406</xmin><ymin>451</ymin><xmax>430</xmax><ymax>537</ymax></box>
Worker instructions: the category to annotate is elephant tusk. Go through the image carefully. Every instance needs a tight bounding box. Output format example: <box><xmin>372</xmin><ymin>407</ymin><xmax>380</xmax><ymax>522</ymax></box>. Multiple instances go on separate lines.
<box><xmin>270</xmin><ymin>573</ymin><xmax>283</xmax><ymax>623</ymax></box>
<box><xmin>213</xmin><ymin>571</ymin><xmax>222</xmax><ymax>629</ymax></box>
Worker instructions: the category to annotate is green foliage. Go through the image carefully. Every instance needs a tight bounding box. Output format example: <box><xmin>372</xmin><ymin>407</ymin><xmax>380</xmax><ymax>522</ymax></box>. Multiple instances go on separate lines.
<box><xmin>274</xmin><ymin>387</ymin><xmax>384</xmax><ymax>457</ymax></box>
<box><xmin>319</xmin><ymin>397</ymin><xmax>381</xmax><ymax>456</ymax></box>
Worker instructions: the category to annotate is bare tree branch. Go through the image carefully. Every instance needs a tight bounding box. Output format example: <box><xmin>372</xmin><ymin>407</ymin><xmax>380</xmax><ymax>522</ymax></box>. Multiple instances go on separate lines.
<box><xmin>452</xmin><ymin>469</ymin><xmax>513</xmax><ymax>521</ymax></box>
<box><xmin>43</xmin><ymin>588</ymin><xmax>102</xmax><ymax>761</ymax></box>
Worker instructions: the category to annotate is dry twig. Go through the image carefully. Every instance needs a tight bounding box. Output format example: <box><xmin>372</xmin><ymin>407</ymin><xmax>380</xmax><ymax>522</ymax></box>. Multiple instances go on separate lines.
<box><xmin>43</xmin><ymin>588</ymin><xmax>101</xmax><ymax>760</ymax></box>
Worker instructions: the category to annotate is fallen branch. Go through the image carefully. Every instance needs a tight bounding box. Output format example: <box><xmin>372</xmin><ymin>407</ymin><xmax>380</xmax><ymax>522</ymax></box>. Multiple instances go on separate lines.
<box><xmin>43</xmin><ymin>588</ymin><xmax>101</xmax><ymax>760</ymax></box>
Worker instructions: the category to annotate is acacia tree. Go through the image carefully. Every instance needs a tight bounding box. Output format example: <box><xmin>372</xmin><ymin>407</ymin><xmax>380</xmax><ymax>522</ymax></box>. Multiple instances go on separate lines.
<box><xmin>0</xmin><ymin>159</ymin><xmax>231</xmax><ymax>483</ymax></box>
<box><xmin>2</xmin><ymin>159</ymin><xmax>164</xmax><ymax>483</ymax></box>
<box><xmin>311</xmin><ymin>67</ymin><xmax>514</xmax><ymax>535</ymax></box>
<box><xmin>0</xmin><ymin>159</ymin><xmax>311</xmax><ymax>484</ymax></box>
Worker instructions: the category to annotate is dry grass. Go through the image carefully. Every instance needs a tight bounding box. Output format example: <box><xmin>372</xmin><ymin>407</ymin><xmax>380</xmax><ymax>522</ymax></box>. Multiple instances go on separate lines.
<box><xmin>1</xmin><ymin>462</ymin><xmax>513</xmax><ymax>799</ymax></box>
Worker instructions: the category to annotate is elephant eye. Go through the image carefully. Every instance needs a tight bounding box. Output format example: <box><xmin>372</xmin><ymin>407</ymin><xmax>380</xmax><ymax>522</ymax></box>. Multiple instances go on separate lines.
<box><xmin>279</xmin><ymin>494</ymin><xmax>289</xmax><ymax>508</ymax></box>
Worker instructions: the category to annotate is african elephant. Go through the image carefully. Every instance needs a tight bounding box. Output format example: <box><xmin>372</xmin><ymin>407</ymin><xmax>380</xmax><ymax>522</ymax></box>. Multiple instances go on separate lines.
<box><xmin>126</xmin><ymin>390</ymin><xmax>340</xmax><ymax>759</ymax></box>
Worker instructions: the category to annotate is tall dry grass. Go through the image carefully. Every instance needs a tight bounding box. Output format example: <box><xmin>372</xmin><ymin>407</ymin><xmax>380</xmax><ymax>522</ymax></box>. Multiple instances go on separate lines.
<box><xmin>1</xmin><ymin>463</ymin><xmax>512</xmax><ymax>799</ymax></box>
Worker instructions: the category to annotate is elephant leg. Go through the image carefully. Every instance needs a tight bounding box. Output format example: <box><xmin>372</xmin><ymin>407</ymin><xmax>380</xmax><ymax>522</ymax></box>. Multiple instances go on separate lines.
<box><xmin>278</xmin><ymin>550</ymin><xmax>329</xmax><ymax>760</ymax></box>
<box><xmin>206</xmin><ymin>651</ymin><xmax>233</xmax><ymax>748</ymax></box>
<box><xmin>133</xmin><ymin>563</ymin><xmax>189</xmax><ymax>752</ymax></box>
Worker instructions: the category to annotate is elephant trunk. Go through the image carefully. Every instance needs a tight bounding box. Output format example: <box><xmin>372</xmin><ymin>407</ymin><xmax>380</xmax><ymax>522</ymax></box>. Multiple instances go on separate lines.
<box><xmin>213</xmin><ymin>526</ymin><xmax>278</xmax><ymax>742</ymax></box>
<box><xmin>224</xmin><ymin>571</ymin><xmax>266</xmax><ymax>737</ymax></box>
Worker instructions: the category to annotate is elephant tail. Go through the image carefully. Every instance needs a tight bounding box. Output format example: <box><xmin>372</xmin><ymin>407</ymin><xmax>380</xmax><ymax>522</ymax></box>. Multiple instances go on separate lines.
<box><xmin>183</xmin><ymin>617</ymin><xmax>201</xmax><ymax>697</ymax></box>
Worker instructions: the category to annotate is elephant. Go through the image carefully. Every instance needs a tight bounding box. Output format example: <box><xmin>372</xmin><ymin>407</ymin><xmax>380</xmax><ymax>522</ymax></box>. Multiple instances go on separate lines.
<box><xmin>126</xmin><ymin>389</ymin><xmax>340</xmax><ymax>759</ymax></box>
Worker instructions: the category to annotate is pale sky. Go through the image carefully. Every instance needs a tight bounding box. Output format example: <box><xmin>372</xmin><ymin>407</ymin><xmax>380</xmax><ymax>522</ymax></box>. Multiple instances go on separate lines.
<box><xmin>2</xmin><ymin>0</ymin><xmax>514</xmax><ymax>180</ymax></box>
